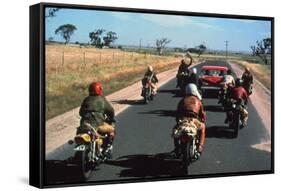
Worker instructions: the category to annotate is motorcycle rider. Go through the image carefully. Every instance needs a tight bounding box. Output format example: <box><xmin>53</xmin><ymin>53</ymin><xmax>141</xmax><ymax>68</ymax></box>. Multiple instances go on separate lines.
<box><xmin>176</xmin><ymin>52</ymin><xmax>193</xmax><ymax>88</ymax></box>
<box><xmin>173</xmin><ymin>83</ymin><xmax>206</xmax><ymax>159</ymax></box>
<box><xmin>225</xmin><ymin>78</ymin><xmax>249</xmax><ymax>127</ymax></box>
<box><xmin>142</xmin><ymin>65</ymin><xmax>159</xmax><ymax>95</ymax></box>
<box><xmin>241</xmin><ymin>66</ymin><xmax>253</xmax><ymax>95</ymax></box>
<box><xmin>78</xmin><ymin>82</ymin><xmax>116</xmax><ymax>156</ymax></box>
<box><xmin>187</xmin><ymin>67</ymin><xmax>198</xmax><ymax>86</ymax></box>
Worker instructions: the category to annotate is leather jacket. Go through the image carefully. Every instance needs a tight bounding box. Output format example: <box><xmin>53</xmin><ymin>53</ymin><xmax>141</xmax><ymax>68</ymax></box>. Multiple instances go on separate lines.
<box><xmin>177</xmin><ymin>95</ymin><xmax>206</xmax><ymax>122</ymax></box>
<box><xmin>242</xmin><ymin>71</ymin><xmax>253</xmax><ymax>86</ymax></box>
<box><xmin>230</xmin><ymin>86</ymin><xmax>248</xmax><ymax>104</ymax></box>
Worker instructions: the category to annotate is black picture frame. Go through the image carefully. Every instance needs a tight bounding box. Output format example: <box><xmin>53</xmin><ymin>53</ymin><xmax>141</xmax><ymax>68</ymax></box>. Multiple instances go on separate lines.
<box><xmin>30</xmin><ymin>2</ymin><xmax>274</xmax><ymax>188</ymax></box>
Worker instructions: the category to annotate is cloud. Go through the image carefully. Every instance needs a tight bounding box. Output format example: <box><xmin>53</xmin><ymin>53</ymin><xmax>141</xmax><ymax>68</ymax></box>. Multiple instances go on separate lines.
<box><xmin>239</xmin><ymin>19</ymin><xmax>257</xmax><ymax>23</ymax></box>
<box><xmin>110</xmin><ymin>12</ymin><xmax>133</xmax><ymax>21</ymax></box>
<box><xmin>141</xmin><ymin>14</ymin><xmax>223</xmax><ymax>30</ymax></box>
<box><xmin>259</xmin><ymin>31</ymin><xmax>271</xmax><ymax>37</ymax></box>
<box><xmin>194</xmin><ymin>21</ymin><xmax>223</xmax><ymax>30</ymax></box>
<box><xmin>110</xmin><ymin>11</ymin><xmax>223</xmax><ymax>31</ymax></box>
<box><xmin>141</xmin><ymin>14</ymin><xmax>191</xmax><ymax>27</ymax></box>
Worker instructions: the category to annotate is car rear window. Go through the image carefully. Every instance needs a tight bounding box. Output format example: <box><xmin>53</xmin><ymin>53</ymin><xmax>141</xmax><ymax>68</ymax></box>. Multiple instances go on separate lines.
<box><xmin>201</xmin><ymin>69</ymin><xmax>225</xmax><ymax>77</ymax></box>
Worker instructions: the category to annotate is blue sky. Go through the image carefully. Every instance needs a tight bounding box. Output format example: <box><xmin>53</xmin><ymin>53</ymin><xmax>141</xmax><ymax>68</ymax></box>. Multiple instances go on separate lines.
<box><xmin>45</xmin><ymin>7</ymin><xmax>271</xmax><ymax>52</ymax></box>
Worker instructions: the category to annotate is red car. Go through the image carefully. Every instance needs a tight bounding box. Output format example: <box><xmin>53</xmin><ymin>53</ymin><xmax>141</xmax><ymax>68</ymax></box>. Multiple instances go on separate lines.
<box><xmin>198</xmin><ymin>65</ymin><xmax>229</xmax><ymax>92</ymax></box>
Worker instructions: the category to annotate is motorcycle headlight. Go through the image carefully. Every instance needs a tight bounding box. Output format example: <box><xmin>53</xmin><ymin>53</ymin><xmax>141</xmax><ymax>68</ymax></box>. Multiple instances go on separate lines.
<box><xmin>232</xmin><ymin>103</ymin><xmax>236</xmax><ymax>108</ymax></box>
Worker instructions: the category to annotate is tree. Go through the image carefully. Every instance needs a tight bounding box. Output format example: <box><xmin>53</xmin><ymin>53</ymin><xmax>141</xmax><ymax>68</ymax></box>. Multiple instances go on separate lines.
<box><xmin>156</xmin><ymin>38</ymin><xmax>171</xmax><ymax>55</ymax></box>
<box><xmin>89</xmin><ymin>29</ymin><xmax>105</xmax><ymax>47</ymax></box>
<box><xmin>197</xmin><ymin>44</ymin><xmax>207</xmax><ymax>57</ymax></box>
<box><xmin>187</xmin><ymin>44</ymin><xmax>207</xmax><ymax>57</ymax></box>
<box><xmin>46</xmin><ymin>8</ymin><xmax>60</xmax><ymax>18</ymax></box>
<box><xmin>251</xmin><ymin>38</ymin><xmax>271</xmax><ymax>65</ymax></box>
<box><xmin>103</xmin><ymin>31</ymin><xmax>118</xmax><ymax>47</ymax></box>
<box><xmin>48</xmin><ymin>37</ymin><xmax>54</xmax><ymax>42</ymax></box>
<box><xmin>55</xmin><ymin>24</ymin><xmax>77</xmax><ymax>44</ymax></box>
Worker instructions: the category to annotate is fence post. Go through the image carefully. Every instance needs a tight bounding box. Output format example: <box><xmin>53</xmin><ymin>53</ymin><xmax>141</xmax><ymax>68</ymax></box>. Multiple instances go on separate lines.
<box><xmin>62</xmin><ymin>51</ymin><xmax>64</xmax><ymax>66</ymax></box>
<box><xmin>55</xmin><ymin>61</ymin><xmax>58</xmax><ymax>79</ymax></box>
<box><xmin>83</xmin><ymin>52</ymin><xmax>86</xmax><ymax>67</ymax></box>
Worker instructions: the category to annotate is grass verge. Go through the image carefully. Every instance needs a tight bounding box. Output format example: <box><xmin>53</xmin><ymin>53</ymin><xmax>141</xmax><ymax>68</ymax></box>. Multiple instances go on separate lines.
<box><xmin>46</xmin><ymin>44</ymin><xmax>181</xmax><ymax>119</ymax></box>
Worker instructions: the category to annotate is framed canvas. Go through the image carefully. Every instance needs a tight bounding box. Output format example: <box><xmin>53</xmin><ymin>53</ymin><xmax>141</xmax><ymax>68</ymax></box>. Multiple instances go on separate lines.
<box><xmin>30</xmin><ymin>2</ymin><xmax>274</xmax><ymax>188</ymax></box>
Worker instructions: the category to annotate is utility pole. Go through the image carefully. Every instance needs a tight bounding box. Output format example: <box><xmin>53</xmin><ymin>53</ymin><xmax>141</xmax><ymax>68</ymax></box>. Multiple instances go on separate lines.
<box><xmin>225</xmin><ymin>40</ymin><xmax>229</xmax><ymax>59</ymax></box>
<box><xmin>184</xmin><ymin>44</ymin><xmax>187</xmax><ymax>52</ymax></box>
<box><xmin>139</xmin><ymin>38</ymin><xmax>142</xmax><ymax>52</ymax></box>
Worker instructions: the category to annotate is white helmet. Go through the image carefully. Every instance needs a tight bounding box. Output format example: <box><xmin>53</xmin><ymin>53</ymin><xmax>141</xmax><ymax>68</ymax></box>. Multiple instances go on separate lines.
<box><xmin>191</xmin><ymin>68</ymin><xmax>197</xmax><ymax>74</ymax></box>
<box><xmin>185</xmin><ymin>83</ymin><xmax>202</xmax><ymax>100</ymax></box>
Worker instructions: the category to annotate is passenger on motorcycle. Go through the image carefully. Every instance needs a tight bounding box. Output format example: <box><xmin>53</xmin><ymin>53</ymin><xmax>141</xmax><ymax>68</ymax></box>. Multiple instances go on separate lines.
<box><xmin>176</xmin><ymin>52</ymin><xmax>193</xmax><ymax>88</ymax></box>
<box><xmin>219</xmin><ymin>69</ymin><xmax>235</xmax><ymax>104</ymax></box>
<box><xmin>224</xmin><ymin>69</ymin><xmax>235</xmax><ymax>87</ymax></box>
<box><xmin>172</xmin><ymin>83</ymin><xmax>206</xmax><ymax>158</ymax></box>
<box><xmin>78</xmin><ymin>82</ymin><xmax>116</xmax><ymax>156</ymax></box>
<box><xmin>141</xmin><ymin>65</ymin><xmax>159</xmax><ymax>95</ymax></box>
<box><xmin>225</xmin><ymin>78</ymin><xmax>249</xmax><ymax>127</ymax></box>
<box><xmin>241</xmin><ymin>66</ymin><xmax>253</xmax><ymax>95</ymax></box>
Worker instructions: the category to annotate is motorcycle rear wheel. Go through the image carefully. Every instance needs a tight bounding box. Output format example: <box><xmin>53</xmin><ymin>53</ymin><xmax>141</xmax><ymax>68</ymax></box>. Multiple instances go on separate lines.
<box><xmin>74</xmin><ymin>147</ymin><xmax>92</xmax><ymax>180</ymax></box>
<box><xmin>181</xmin><ymin>141</ymin><xmax>192</xmax><ymax>174</ymax></box>
<box><xmin>232</xmin><ymin>111</ymin><xmax>240</xmax><ymax>138</ymax></box>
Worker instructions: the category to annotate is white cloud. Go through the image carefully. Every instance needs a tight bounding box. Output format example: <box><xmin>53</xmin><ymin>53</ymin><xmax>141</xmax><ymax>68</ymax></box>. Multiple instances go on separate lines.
<box><xmin>259</xmin><ymin>31</ymin><xmax>271</xmax><ymax>37</ymax></box>
<box><xmin>110</xmin><ymin>12</ymin><xmax>133</xmax><ymax>21</ymax></box>
<box><xmin>141</xmin><ymin>14</ymin><xmax>191</xmax><ymax>27</ymax></box>
<box><xmin>110</xmin><ymin>11</ymin><xmax>223</xmax><ymax>31</ymax></box>
<box><xmin>239</xmin><ymin>19</ymin><xmax>257</xmax><ymax>23</ymax></box>
<box><xmin>195</xmin><ymin>21</ymin><xmax>223</xmax><ymax>30</ymax></box>
<box><xmin>140</xmin><ymin>14</ymin><xmax>222</xmax><ymax>31</ymax></box>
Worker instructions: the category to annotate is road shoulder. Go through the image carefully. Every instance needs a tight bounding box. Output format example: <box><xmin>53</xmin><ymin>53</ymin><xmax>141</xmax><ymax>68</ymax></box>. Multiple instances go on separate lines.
<box><xmin>229</xmin><ymin>62</ymin><xmax>271</xmax><ymax>140</ymax></box>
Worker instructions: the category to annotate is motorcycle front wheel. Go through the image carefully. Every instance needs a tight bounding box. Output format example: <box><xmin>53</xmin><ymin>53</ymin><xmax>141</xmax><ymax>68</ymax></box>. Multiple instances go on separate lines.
<box><xmin>144</xmin><ymin>87</ymin><xmax>151</xmax><ymax>104</ymax></box>
<box><xmin>181</xmin><ymin>141</ymin><xmax>192</xmax><ymax>174</ymax></box>
<box><xmin>74</xmin><ymin>146</ymin><xmax>92</xmax><ymax>180</ymax></box>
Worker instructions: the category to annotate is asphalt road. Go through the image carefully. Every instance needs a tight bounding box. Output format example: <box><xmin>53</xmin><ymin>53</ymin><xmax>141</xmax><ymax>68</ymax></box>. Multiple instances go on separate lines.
<box><xmin>45</xmin><ymin>60</ymin><xmax>271</xmax><ymax>186</ymax></box>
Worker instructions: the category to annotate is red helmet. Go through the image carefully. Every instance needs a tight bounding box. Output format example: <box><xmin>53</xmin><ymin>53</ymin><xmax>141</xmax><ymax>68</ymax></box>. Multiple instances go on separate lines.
<box><xmin>88</xmin><ymin>82</ymin><xmax>103</xmax><ymax>95</ymax></box>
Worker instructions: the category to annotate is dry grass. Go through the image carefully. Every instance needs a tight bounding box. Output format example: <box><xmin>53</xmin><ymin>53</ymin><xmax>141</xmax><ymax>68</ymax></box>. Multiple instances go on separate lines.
<box><xmin>231</xmin><ymin>60</ymin><xmax>271</xmax><ymax>90</ymax></box>
<box><xmin>46</xmin><ymin>44</ymin><xmax>180</xmax><ymax>119</ymax></box>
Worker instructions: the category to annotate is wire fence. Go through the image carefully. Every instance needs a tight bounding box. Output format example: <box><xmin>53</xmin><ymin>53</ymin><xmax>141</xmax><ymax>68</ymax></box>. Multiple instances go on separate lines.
<box><xmin>46</xmin><ymin>50</ymin><xmax>160</xmax><ymax>74</ymax></box>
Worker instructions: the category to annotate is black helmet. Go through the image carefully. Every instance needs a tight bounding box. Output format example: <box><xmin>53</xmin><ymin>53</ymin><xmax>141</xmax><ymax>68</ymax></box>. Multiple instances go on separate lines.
<box><xmin>227</xmin><ymin>69</ymin><xmax>232</xmax><ymax>75</ymax></box>
<box><xmin>235</xmin><ymin>78</ymin><xmax>242</xmax><ymax>86</ymax></box>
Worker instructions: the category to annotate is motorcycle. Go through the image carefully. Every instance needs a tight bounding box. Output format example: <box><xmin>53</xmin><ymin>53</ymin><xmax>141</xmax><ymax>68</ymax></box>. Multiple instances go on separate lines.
<box><xmin>243</xmin><ymin>83</ymin><xmax>253</xmax><ymax>95</ymax></box>
<box><xmin>177</xmin><ymin>72</ymin><xmax>189</xmax><ymax>94</ymax></box>
<box><xmin>218</xmin><ymin>83</ymin><xmax>232</xmax><ymax>109</ymax></box>
<box><xmin>173</xmin><ymin>119</ymin><xmax>200</xmax><ymax>173</ymax></box>
<box><xmin>227</xmin><ymin>99</ymin><xmax>245</xmax><ymax>138</ymax></box>
<box><xmin>69</xmin><ymin>121</ymin><xmax>115</xmax><ymax>180</ymax></box>
<box><xmin>141</xmin><ymin>80</ymin><xmax>155</xmax><ymax>104</ymax></box>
